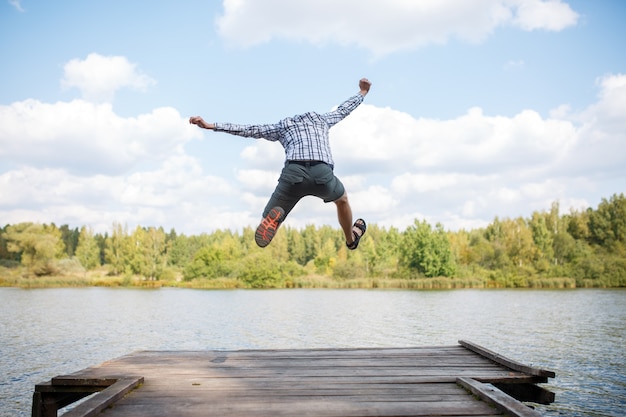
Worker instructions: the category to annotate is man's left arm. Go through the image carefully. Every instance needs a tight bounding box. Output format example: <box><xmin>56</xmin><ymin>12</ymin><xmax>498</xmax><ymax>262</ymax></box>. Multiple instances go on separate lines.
<box><xmin>323</xmin><ymin>78</ymin><xmax>371</xmax><ymax>126</ymax></box>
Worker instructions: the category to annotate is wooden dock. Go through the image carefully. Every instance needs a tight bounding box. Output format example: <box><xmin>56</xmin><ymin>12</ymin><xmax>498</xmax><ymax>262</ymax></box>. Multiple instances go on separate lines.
<box><xmin>32</xmin><ymin>340</ymin><xmax>555</xmax><ymax>417</ymax></box>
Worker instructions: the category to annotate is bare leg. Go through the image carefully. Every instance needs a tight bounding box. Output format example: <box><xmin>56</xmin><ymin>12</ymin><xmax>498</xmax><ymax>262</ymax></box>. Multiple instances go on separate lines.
<box><xmin>335</xmin><ymin>192</ymin><xmax>354</xmax><ymax>244</ymax></box>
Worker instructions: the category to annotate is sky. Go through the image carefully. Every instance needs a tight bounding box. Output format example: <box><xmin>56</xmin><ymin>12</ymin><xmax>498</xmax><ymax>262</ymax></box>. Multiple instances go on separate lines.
<box><xmin>1</xmin><ymin>0</ymin><xmax>625</xmax><ymax>236</ymax></box>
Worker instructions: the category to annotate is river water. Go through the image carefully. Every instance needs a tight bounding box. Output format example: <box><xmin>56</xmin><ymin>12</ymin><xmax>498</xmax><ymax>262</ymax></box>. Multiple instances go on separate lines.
<box><xmin>0</xmin><ymin>288</ymin><xmax>624</xmax><ymax>416</ymax></box>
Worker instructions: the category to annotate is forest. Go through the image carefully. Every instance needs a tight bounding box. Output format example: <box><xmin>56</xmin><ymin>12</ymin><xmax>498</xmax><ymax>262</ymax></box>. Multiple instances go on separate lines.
<box><xmin>1</xmin><ymin>193</ymin><xmax>625</xmax><ymax>289</ymax></box>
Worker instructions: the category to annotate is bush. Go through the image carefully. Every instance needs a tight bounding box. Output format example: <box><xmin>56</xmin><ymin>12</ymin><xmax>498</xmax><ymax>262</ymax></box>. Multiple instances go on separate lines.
<box><xmin>237</xmin><ymin>252</ymin><xmax>284</xmax><ymax>288</ymax></box>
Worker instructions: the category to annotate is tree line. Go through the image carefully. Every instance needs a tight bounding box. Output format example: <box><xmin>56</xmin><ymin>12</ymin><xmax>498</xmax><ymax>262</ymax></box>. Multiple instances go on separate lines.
<box><xmin>1</xmin><ymin>193</ymin><xmax>624</xmax><ymax>288</ymax></box>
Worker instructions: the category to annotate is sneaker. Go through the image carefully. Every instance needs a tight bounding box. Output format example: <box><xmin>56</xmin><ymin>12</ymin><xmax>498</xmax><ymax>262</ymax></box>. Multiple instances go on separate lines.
<box><xmin>255</xmin><ymin>206</ymin><xmax>285</xmax><ymax>248</ymax></box>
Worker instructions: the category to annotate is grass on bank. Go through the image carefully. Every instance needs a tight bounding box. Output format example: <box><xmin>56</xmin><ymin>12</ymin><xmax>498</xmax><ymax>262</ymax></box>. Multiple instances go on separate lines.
<box><xmin>2</xmin><ymin>263</ymin><xmax>617</xmax><ymax>289</ymax></box>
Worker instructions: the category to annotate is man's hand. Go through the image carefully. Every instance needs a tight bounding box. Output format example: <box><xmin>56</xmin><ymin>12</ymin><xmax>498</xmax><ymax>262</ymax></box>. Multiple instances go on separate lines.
<box><xmin>189</xmin><ymin>116</ymin><xmax>214</xmax><ymax>130</ymax></box>
<box><xmin>359</xmin><ymin>78</ymin><xmax>371</xmax><ymax>96</ymax></box>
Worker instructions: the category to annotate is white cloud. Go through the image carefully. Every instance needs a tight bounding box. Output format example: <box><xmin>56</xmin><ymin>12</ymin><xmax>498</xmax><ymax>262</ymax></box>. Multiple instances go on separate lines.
<box><xmin>504</xmin><ymin>59</ymin><xmax>525</xmax><ymax>70</ymax></box>
<box><xmin>587</xmin><ymin>73</ymin><xmax>626</xmax><ymax>128</ymax></box>
<box><xmin>216</xmin><ymin>0</ymin><xmax>579</xmax><ymax>56</ymax></box>
<box><xmin>392</xmin><ymin>173</ymin><xmax>489</xmax><ymax>195</ymax></box>
<box><xmin>564</xmin><ymin>73</ymin><xmax>626</xmax><ymax>176</ymax></box>
<box><xmin>240</xmin><ymin>140</ymin><xmax>284</xmax><ymax>170</ymax></box>
<box><xmin>218</xmin><ymin>73</ymin><xmax>624</xmax><ymax>232</ymax></box>
<box><xmin>0</xmin><ymin>156</ymin><xmax>241</xmax><ymax>233</ymax></box>
<box><xmin>511</xmin><ymin>0</ymin><xmax>579</xmax><ymax>31</ymax></box>
<box><xmin>0</xmin><ymin>54</ymin><xmax>192</xmax><ymax>178</ymax></box>
<box><xmin>9</xmin><ymin>0</ymin><xmax>24</xmax><ymax>12</ymax></box>
<box><xmin>351</xmin><ymin>185</ymin><xmax>398</xmax><ymax>214</ymax></box>
<box><xmin>0</xmin><ymin>99</ymin><xmax>201</xmax><ymax>175</ymax></box>
<box><xmin>2</xmin><ymin>69</ymin><xmax>624</xmax><ymax>234</ymax></box>
<box><xmin>61</xmin><ymin>53</ymin><xmax>156</xmax><ymax>102</ymax></box>
<box><xmin>236</xmin><ymin>169</ymin><xmax>279</xmax><ymax>193</ymax></box>
<box><xmin>331</xmin><ymin>105</ymin><xmax>578</xmax><ymax>178</ymax></box>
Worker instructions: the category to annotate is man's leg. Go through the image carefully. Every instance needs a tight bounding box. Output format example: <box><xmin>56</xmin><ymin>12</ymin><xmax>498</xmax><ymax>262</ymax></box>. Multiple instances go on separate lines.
<box><xmin>335</xmin><ymin>192</ymin><xmax>355</xmax><ymax>244</ymax></box>
<box><xmin>256</xmin><ymin>165</ymin><xmax>303</xmax><ymax>247</ymax></box>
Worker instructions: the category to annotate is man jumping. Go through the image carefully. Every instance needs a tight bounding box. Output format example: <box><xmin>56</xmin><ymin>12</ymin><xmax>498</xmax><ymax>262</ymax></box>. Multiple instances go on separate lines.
<box><xmin>189</xmin><ymin>78</ymin><xmax>371</xmax><ymax>249</ymax></box>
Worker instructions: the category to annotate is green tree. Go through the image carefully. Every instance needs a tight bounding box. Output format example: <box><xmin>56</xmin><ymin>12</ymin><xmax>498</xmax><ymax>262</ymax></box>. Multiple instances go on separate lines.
<box><xmin>400</xmin><ymin>220</ymin><xmax>455</xmax><ymax>277</ymax></box>
<box><xmin>546</xmin><ymin>201</ymin><xmax>561</xmax><ymax>235</ymax></box>
<box><xmin>169</xmin><ymin>233</ymin><xmax>213</xmax><ymax>268</ymax></box>
<box><xmin>266</xmin><ymin>226</ymin><xmax>290</xmax><ymax>263</ymax></box>
<box><xmin>552</xmin><ymin>230</ymin><xmax>577</xmax><ymax>266</ymax></box>
<box><xmin>589</xmin><ymin>193</ymin><xmax>626</xmax><ymax>248</ymax></box>
<box><xmin>286</xmin><ymin>227</ymin><xmax>307</xmax><ymax>265</ymax></box>
<box><xmin>529</xmin><ymin>212</ymin><xmax>554</xmax><ymax>271</ymax></box>
<box><xmin>314</xmin><ymin>237</ymin><xmax>337</xmax><ymax>275</ymax></box>
<box><xmin>75</xmin><ymin>226</ymin><xmax>100</xmax><ymax>270</ymax></box>
<box><xmin>370</xmin><ymin>225</ymin><xmax>400</xmax><ymax>278</ymax></box>
<box><xmin>105</xmin><ymin>223</ymin><xmax>132</xmax><ymax>276</ymax></box>
<box><xmin>128</xmin><ymin>227</ymin><xmax>148</xmax><ymax>276</ymax></box>
<box><xmin>566</xmin><ymin>208</ymin><xmax>590</xmax><ymax>241</ymax></box>
<box><xmin>465</xmin><ymin>230</ymin><xmax>495</xmax><ymax>268</ymax></box>
<box><xmin>183</xmin><ymin>231</ymin><xmax>242</xmax><ymax>280</ymax></box>
<box><xmin>169</xmin><ymin>234</ymin><xmax>192</xmax><ymax>267</ymax></box>
<box><xmin>0</xmin><ymin>224</ymin><xmax>19</xmax><ymax>263</ymax></box>
<box><xmin>184</xmin><ymin>244</ymin><xmax>230</xmax><ymax>280</ymax></box>
<box><xmin>3</xmin><ymin>223</ymin><xmax>65</xmax><ymax>275</ymax></box>
<box><xmin>483</xmin><ymin>217</ymin><xmax>512</xmax><ymax>270</ymax></box>
<box><xmin>448</xmin><ymin>229</ymin><xmax>471</xmax><ymax>266</ymax></box>
<box><xmin>301</xmin><ymin>224</ymin><xmax>321</xmax><ymax>265</ymax></box>
<box><xmin>144</xmin><ymin>227</ymin><xmax>167</xmax><ymax>280</ymax></box>
<box><xmin>238</xmin><ymin>251</ymin><xmax>283</xmax><ymax>288</ymax></box>
<box><xmin>499</xmin><ymin>217</ymin><xmax>536</xmax><ymax>269</ymax></box>
<box><xmin>59</xmin><ymin>224</ymin><xmax>80</xmax><ymax>257</ymax></box>
<box><xmin>126</xmin><ymin>226</ymin><xmax>167</xmax><ymax>280</ymax></box>
<box><xmin>94</xmin><ymin>232</ymin><xmax>107</xmax><ymax>266</ymax></box>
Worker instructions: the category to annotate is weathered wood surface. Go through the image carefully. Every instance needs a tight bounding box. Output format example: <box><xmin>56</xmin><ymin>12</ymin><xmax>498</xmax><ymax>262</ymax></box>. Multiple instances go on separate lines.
<box><xmin>35</xmin><ymin>343</ymin><xmax>554</xmax><ymax>417</ymax></box>
<box><xmin>459</xmin><ymin>340</ymin><xmax>555</xmax><ymax>379</ymax></box>
<box><xmin>458</xmin><ymin>377</ymin><xmax>542</xmax><ymax>417</ymax></box>
<box><xmin>61</xmin><ymin>377</ymin><xmax>143</xmax><ymax>417</ymax></box>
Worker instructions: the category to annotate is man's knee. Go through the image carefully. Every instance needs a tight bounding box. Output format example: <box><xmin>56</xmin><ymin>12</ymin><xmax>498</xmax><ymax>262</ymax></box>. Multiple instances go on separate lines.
<box><xmin>334</xmin><ymin>192</ymin><xmax>349</xmax><ymax>206</ymax></box>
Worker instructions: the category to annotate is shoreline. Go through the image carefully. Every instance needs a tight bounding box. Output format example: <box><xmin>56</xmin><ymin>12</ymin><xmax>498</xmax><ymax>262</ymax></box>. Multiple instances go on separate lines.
<box><xmin>1</xmin><ymin>271</ymin><xmax>620</xmax><ymax>290</ymax></box>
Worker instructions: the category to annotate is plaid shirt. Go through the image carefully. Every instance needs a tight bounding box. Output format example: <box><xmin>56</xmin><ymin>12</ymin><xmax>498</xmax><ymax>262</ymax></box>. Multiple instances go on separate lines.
<box><xmin>214</xmin><ymin>93</ymin><xmax>364</xmax><ymax>166</ymax></box>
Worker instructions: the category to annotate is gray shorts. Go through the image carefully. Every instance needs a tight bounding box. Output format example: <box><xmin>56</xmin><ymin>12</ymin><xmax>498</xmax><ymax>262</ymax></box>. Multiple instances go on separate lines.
<box><xmin>262</xmin><ymin>161</ymin><xmax>345</xmax><ymax>218</ymax></box>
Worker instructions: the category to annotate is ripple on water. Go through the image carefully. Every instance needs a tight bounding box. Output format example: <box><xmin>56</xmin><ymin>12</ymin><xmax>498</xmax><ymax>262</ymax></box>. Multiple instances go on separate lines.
<box><xmin>0</xmin><ymin>288</ymin><xmax>624</xmax><ymax>417</ymax></box>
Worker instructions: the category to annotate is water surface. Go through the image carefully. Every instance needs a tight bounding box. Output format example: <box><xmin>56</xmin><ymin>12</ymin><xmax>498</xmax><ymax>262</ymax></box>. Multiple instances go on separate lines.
<box><xmin>1</xmin><ymin>288</ymin><xmax>624</xmax><ymax>416</ymax></box>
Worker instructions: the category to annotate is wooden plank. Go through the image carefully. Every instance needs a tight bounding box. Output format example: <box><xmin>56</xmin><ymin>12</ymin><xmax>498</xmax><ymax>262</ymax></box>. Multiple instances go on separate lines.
<box><xmin>60</xmin><ymin>377</ymin><xmax>143</xmax><ymax>417</ymax></box>
<box><xmin>54</xmin><ymin>374</ymin><xmax>538</xmax><ymax>387</ymax></box>
<box><xmin>458</xmin><ymin>340</ymin><xmax>555</xmax><ymax>378</ymax></box>
<box><xmin>124</xmin><ymin>365</ymin><xmax>511</xmax><ymax>375</ymax></box>
<box><xmin>33</xmin><ymin>381</ymin><xmax>102</xmax><ymax>394</ymax></box>
<box><xmin>66</xmin><ymin>350</ymin><xmax>489</xmax><ymax>372</ymax></box>
<box><xmin>457</xmin><ymin>377</ymin><xmax>542</xmax><ymax>417</ymax></box>
<box><xmin>70</xmin><ymin>352</ymin><xmax>508</xmax><ymax>368</ymax></box>
<box><xmin>69</xmin><ymin>365</ymin><xmax>509</xmax><ymax>379</ymax></box>
<box><xmin>113</xmin><ymin>346</ymin><xmax>475</xmax><ymax>361</ymax></box>
<box><xmin>51</xmin><ymin>377</ymin><xmax>118</xmax><ymax>387</ymax></box>
<box><xmin>121</xmin><ymin>393</ymin><xmax>484</xmax><ymax>404</ymax></box>
<box><xmin>96</xmin><ymin>397</ymin><xmax>504</xmax><ymax>417</ymax></box>
<box><xmin>135</xmin><ymin>382</ymin><xmax>467</xmax><ymax>394</ymax></box>
<box><xmin>186</xmin><ymin>356</ymin><xmax>499</xmax><ymax>365</ymax></box>
<box><xmin>33</xmin><ymin>343</ymin><xmax>554</xmax><ymax>417</ymax></box>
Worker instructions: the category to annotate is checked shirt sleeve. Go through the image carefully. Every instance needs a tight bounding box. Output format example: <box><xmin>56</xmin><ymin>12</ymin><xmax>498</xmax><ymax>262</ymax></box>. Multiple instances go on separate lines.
<box><xmin>213</xmin><ymin>122</ymin><xmax>282</xmax><ymax>141</ymax></box>
<box><xmin>321</xmin><ymin>94</ymin><xmax>364</xmax><ymax>127</ymax></box>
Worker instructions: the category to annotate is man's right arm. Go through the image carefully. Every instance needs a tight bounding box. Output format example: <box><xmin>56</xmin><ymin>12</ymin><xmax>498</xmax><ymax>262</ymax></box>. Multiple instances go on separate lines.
<box><xmin>213</xmin><ymin>122</ymin><xmax>281</xmax><ymax>141</ymax></box>
<box><xmin>189</xmin><ymin>116</ymin><xmax>281</xmax><ymax>141</ymax></box>
<box><xmin>189</xmin><ymin>116</ymin><xmax>214</xmax><ymax>130</ymax></box>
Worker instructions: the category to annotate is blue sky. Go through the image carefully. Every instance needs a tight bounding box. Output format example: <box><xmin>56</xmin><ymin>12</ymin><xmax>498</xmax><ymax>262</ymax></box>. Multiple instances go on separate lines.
<box><xmin>1</xmin><ymin>0</ymin><xmax>625</xmax><ymax>235</ymax></box>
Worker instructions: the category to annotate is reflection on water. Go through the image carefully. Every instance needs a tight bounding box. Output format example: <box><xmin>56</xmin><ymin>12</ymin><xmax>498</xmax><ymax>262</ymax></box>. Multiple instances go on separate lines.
<box><xmin>1</xmin><ymin>288</ymin><xmax>624</xmax><ymax>416</ymax></box>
